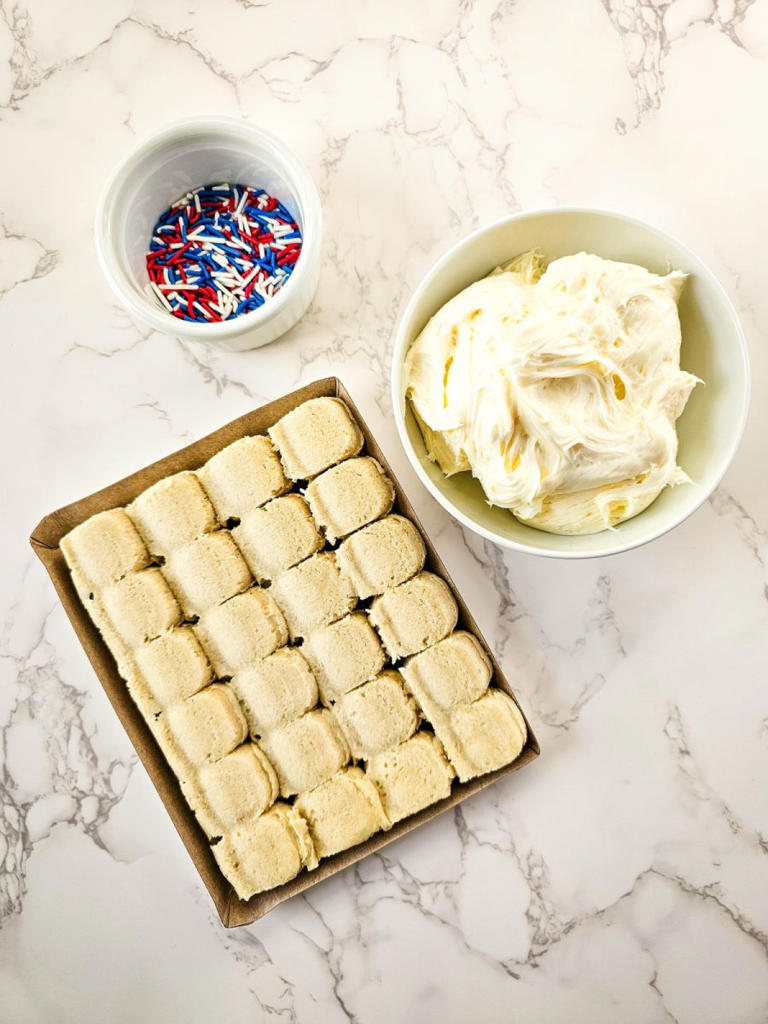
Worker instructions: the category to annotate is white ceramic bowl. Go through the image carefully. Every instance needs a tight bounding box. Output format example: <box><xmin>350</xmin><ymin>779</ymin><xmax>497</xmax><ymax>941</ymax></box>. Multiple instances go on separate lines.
<box><xmin>95</xmin><ymin>117</ymin><xmax>322</xmax><ymax>352</ymax></box>
<box><xmin>392</xmin><ymin>208</ymin><xmax>750</xmax><ymax>558</ymax></box>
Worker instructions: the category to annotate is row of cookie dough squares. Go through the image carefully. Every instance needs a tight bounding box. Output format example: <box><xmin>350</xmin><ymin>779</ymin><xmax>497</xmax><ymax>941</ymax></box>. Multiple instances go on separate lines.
<box><xmin>60</xmin><ymin>395</ymin><xmax>425</xmax><ymax>664</ymax></box>
<box><xmin>58</xmin><ymin>397</ymin><xmax>369</xmax><ymax>620</ymax></box>
<box><xmin>209</xmin><ymin>712</ymin><xmax>453</xmax><ymax>899</ymax></box>
<box><xmin>209</xmin><ymin>729</ymin><xmax>460</xmax><ymax>900</ymax></box>
<box><xmin>61</xmin><ymin>433</ymin><xmax>291</xmax><ymax>589</ymax></box>
<box><xmin>60</xmin><ymin>471</ymin><xmax>438</xmax><ymax>664</ymax></box>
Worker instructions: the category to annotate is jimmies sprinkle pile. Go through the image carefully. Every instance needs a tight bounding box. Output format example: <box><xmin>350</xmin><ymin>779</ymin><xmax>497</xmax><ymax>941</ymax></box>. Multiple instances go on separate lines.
<box><xmin>145</xmin><ymin>184</ymin><xmax>302</xmax><ymax>323</ymax></box>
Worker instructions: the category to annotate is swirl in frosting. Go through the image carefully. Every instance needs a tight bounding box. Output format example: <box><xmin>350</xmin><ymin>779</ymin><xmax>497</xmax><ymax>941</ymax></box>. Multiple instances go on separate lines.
<box><xmin>404</xmin><ymin>251</ymin><xmax>699</xmax><ymax>535</ymax></box>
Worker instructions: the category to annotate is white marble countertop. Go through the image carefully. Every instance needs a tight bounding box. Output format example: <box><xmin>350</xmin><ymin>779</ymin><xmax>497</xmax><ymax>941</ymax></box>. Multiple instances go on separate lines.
<box><xmin>2</xmin><ymin>1</ymin><xmax>768</xmax><ymax>1021</ymax></box>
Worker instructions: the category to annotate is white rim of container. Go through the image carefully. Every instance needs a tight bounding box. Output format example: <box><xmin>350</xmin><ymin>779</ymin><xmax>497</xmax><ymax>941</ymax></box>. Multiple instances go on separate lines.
<box><xmin>94</xmin><ymin>116</ymin><xmax>322</xmax><ymax>342</ymax></box>
<box><xmin>391</xmin><ymin>206</ymin><xmax>751</xmax><ymax>559</ymax></box>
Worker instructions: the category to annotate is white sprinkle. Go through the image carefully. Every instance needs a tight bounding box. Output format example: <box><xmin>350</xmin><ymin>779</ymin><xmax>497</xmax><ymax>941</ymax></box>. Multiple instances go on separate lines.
<box><xmin>240</xmin><ymin>266</ymin><xmax>261</xmax><ymax>289</ymax></box>
<box><xmin>149</xmin><ymin>280</ymin><xmax>173</xmax><ymax>312</ymax></box>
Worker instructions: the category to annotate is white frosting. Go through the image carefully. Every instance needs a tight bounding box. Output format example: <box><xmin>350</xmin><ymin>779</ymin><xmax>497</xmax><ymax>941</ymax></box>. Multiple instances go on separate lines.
<box><xmin>404</xmin><ymin>251</ymin><xmax>699</xmax><ymax>534</ymax></box>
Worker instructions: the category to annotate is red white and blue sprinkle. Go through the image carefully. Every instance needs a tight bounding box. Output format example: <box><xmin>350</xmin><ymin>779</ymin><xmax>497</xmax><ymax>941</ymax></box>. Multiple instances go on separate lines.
<box><xmin>145</xmin><ymin>184</ymin><xmax>303</xmax><ymax>323</ymax></box>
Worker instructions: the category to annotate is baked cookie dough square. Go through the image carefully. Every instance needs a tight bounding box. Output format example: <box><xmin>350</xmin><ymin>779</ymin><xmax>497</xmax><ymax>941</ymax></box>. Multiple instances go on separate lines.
<box><xmin>368</xmin><ymin>572</ymin><xmax>458</xmax><ymax>660</ymax></box>
<box><xmin>163</xmin><ymin>531</ymin><xmax>252</xmax><ymax>617</ymax></box>
<box><xmin>198</xmin><ymin>435</ymin><xmax>289</xmax><ymax>521</ymax></box>
<box><xmin>295</xmin><ymin>767</ymin><xmax>389</xmax><ymax>859</ymax></box>
<box><xmin>259</xmin><ymin>709</ymin><xmax>349</xmax><ymax>798</ymax></box>
<box><xmin>128</xmin><ymin>471</ymin><xmax>217</xmax><ymax>556</ymax></box>
<box><xmin>61</xmin><ymin>508</ymin><xmax>150</xmax><ymax>588</ymax></box>
<box><xmin>72</xmin><ymin>573</ymin><xmax>137</xmax><ymax>682</ymax></box>
<box><xmin>268</xmin><ymin>397</ymin><xmax>363</xmax><ymax>480</ymax></box>
<box><xmin>439</xmin><ymin>690</ymin><xmax>527</xmax><ymax>782</ymax></box>
<box><xmin>213</xmin><ymin>803</ymin><xmax>317</xmax><ymax>899</ymax></box>
<box><xmin>232</xmin><ymin>494</ymin><xmax>323</xmax><ymax>583</ymax></box>
<box><xmin>302</xmin><ymin>613</ymin><xmax>386</xmax><ymax>705</ymax></box>
<box><xmin>366</xmin><ymin>732</ymin><xmax>454</xmax><ymax>824</ymax></box>
<box><xmin>270</xmin><ymin>551</ymin><xmax>356</xmax><ymax>641</ymax></box>
<box><xmin>334</xmin><ymin>671</ymin><xmax>418</xmax><ymax>760</ymax></box>
<box><xmin>69</xmin><ymin>568</ymin><xmax>129</xmax><ymax>659</ymax></box>
<box><xmin>101</xmin><ymin>568</ymin><xmax>182</xmax><ymax>647</ymax></box>
<box><xmin>231</xmin><ymin>647</ymin><xmax>318</xmax><ymax>737</ymax></box>
<box><xmin>304</xmin><ymin>457</ymin><xmax>394</xmax><ymax>543</ymax></box>
<box><xmin>401</xmin><ymin>631</ymin><xmax>492</xmax><ymax>712</ymax></box>
<box><xmin>336</xmin><ymin>514</ymin><xmax>426</xmax><ymax>599</ymax></box>
<box><xmin>130</xmin><ymin>626</ymin><xmax>213</xmax><ymax>712</ymax></box>
<box><xmin>182</xmin><ymin>742</ymin><xmax>278</xmax><ymax>837</ymax></box>
<box><xmin>195</xmin><ymin>588</ymin><xmax>287</xmax><ymax>677</ymax></box>
<box><xmin>156</xmin><ymin>683</ymin><xmax>247</xmax><ymax>776</ymax></box>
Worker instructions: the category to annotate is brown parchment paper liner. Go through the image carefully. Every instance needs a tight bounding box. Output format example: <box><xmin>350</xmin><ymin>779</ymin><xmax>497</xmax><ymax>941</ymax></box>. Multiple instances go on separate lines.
<box><xmin>30</xmin><ymin>377</ymin><xmax>540</xmax><ymax>927</ymax></box>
